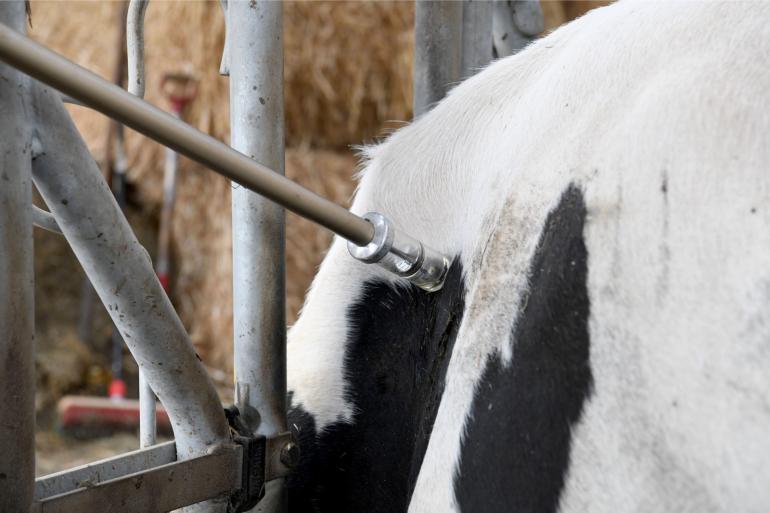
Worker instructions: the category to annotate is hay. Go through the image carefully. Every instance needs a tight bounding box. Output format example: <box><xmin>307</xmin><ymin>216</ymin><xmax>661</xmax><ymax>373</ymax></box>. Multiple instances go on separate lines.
<box><xmin>28</xmin><ymin>1</ymin><xmax>608</xmax><ymax>374</ymax></box>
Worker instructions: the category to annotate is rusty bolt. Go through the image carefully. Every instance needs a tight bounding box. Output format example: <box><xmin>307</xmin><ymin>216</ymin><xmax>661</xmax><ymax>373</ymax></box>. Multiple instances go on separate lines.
<box><xmin>279</xmin><ymin>441</ymin><xmax>300</xmax><ymax>469</ymax></box>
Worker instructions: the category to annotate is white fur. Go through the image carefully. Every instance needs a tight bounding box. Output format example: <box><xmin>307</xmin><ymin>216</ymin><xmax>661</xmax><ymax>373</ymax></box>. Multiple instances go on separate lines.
<box><xmin>288</xmin><ymin>1</ymin><xmax>770</xmax><ymax>511</ymax></box>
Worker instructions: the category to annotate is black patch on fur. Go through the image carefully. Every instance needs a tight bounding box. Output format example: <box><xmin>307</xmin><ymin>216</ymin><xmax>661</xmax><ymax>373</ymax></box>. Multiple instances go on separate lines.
<box><xmin>455</xmin><ymin>185</ymin><xmax>593</xmax><ymax>513</ymax></box>
<box><xmin>287</xmin><ymin>261</ymin><xmax>466</xmax><ymax>513</ymax></box>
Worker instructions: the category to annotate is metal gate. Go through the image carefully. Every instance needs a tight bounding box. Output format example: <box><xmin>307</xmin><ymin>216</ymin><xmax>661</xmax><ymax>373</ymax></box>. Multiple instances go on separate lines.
<box><xmin>0</xmin><ymin>1</ymin><xmax>542</xmax><ymax>511</ymax></box>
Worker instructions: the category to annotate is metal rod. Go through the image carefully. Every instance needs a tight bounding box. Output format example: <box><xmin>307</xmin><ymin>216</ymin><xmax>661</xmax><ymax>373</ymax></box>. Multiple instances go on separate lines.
<box><xmin>413</xmin><ymin>0</ymin><xmax>463</xmax><ymax>116</ymax></box>
<box><xmin>32</xmin><ymin>445</ymin><xmax>241</xmax><ymax>513</ymax></box>
<box><xmin>138</xmin><ymin>372</ymin><xmax>156</xmax><ymax>447</ymax></box>
<box><xmin>226</xmin><ymin>1</ymin><xmax>287</xmax><ymax>511</ymax></box>
<box><xmin>125</xmin><ymin>1</ymin><xmax>157</xmax><ymax>448</ymax></box>
<box><xmin>27</xmin><ymin>82</ymin><xmax>231</xmax><ymax>511</ymax></box>
<box><xmin>461</xmin><ymin>0</ymin><xmax>494</xmax><ymax>79</ymax></box>
<box><xmin>0</xmin><ymin>4</ymin><xmax>34</xmax><ymax>511</ymax></box>
<box><xmin>0</xmin><ymin>23</ymin><xmax>374</xmax><ymax>247</ymax></box>
<box><xmin>35</xmin><ymin>441</ymin><xmax>177</xmax><ymax>500</ymax></box>
<box><xmin>126</xmin><ymin>0</ymin><xmax>148</xmax><ymax>98</ymax></box>
<box><xmin>32</xmin><ymin>205</ymin><xmax>62</xmax><ymax>233</ymax></box>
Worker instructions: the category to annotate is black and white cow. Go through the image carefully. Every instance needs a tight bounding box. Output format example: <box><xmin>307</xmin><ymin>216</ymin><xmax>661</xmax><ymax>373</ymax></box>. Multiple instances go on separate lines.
<box><xmin>286</xmin><ymin>2</ymin><xmax>770</xmax><ymax>512</ymax></box>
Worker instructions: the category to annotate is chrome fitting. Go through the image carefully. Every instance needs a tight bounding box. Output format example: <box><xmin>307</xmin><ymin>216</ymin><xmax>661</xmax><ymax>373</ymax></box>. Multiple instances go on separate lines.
<box><xmin>348</xmin><ymin>212</ymin><xmax>449</xmax><ymax>292</ymax></box>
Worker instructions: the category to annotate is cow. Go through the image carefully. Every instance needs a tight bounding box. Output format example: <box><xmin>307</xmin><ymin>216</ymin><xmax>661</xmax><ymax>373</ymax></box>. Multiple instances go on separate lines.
<box><xmin>285</xmin><ymin>2</ymin><xmax>770</xmax><ymax>512</ymax></box>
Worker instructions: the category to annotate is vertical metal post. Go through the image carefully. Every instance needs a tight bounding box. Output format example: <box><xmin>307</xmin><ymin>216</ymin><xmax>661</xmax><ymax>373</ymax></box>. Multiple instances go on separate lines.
<box><xmin>461</xmin><ymin>0</ymin><xmax>494</xmax><ymax>79</ymax></box>
<box><xmin>126</xmin><ymin>0</ymin><xmax>157</xmax><ymax>448</ymax></box>
<box><xmin>0</xmin><ymin>3</ymin><xmax>34</xmax><ymax>511</ymax></box>
<box><xmin>225</xmin><ymin>1</ymin><xmax>287</xmax><ymax>511</ymax></box>
<box><xmin>413</xmin><ymin>0</ymin><xmax>463</xmax><ymax>117</ymax></box>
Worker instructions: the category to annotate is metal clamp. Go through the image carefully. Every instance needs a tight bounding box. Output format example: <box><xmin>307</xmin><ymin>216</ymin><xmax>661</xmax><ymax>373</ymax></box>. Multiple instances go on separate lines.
<box><xmin>225</xmin><ymin>406</ymin><xmax>298</xmax><ymax>513</ymax></box>
<box><xmin>348</xmin><ymin>212</ymin><xmax>450</xmax><ymax>292</ymax></box>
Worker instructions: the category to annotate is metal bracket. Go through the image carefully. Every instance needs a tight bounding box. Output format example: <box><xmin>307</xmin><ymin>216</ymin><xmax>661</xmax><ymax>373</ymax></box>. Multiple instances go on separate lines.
<box><xmin>225</xmin><ymin>406</ymin><xmax>298</xmax><ymax>512</ymax></box>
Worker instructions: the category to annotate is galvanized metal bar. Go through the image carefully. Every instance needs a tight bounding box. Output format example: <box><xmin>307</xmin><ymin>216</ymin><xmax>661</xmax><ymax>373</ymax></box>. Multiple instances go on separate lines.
<box><xmin>0</xmin><ymin>23</ymin><xmax>374</xmax><ymax>247</ymax></box>
<box><xmin>413</xmin><ymin>0</ymin><xmax>463</xmax><ymax>116</ymax></box>
<box><xmin>125</xmin><ymin>0</ymin><xmax>157</xmax><ymax>448</ymax></box>
<box><xmin>461</xmin><ymin>0</ymin><xmax>494</xmax><ymax>78</ymax></box>
<box><xmin>126</xmin><ymin>0</ymin><xmax>148</xmax><ymax>98</ymax></box>
<box><xmin>27</xmin><ymin>82</ymin><xmax>232</xmax><ymax>512</ymax></box>
<box><xmin>0</xmin><ymin>3</ymin><xmax>34</xmax><ymax>511</ymax></box>
<box><xmin>35</xmin><ymin>441</ymin><xmax>177</xmax><ymax>500</ymax></box>
<box><xmin>226</xmin><ymin>2</ymin><xmax>287</xmax><ymax>511</ymax></box>
<box><xmin>32</xmin><ymin>445</ymin><xmax>241</xmax><ymax>513</ymax></box>
<box><xmin>138</xmin><ymin>371</ymin><xmax>156</xmax><ymax>448</ymax></box>
<box><xmin>32</xmin><ymin>205</ymin><xmax>62</xmax><ymax>234</ymax></box>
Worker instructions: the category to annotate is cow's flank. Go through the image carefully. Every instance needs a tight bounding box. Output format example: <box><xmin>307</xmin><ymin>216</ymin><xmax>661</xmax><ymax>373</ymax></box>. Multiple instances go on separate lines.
<box><xmin>455</xmin><ymin>185</ymin><xmax>592</xmax><ymax>513</ymax></box>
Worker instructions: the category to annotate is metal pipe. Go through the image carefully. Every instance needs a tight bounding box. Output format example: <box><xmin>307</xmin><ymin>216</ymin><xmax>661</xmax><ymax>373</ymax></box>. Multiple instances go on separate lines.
<box><xmin>225</xmin><ymin>1</ymin><xmax>287</xmax><ymax>511</ymax></box>
<box><xmin>32</xmin><ymin>205</ymin><xmax>62</xmax><ymax>233</ymax></box>
<box><xmin>0</xmin><ymin>23</ymin><xmax>374</xmax><ymax>247</ymax></box>
<box><xmin>27</xmin><ymin>83</ymin><xmax>231</xmax><ymax>511</ymax></box>
<box><xmin>126</xmin><ymin>0</ymin><xmax>148</xmax><ymax>98</ymax></box>
<box><xmin>125</xmin><ymin>1</ymin><xmax>157</xmax><ymax>447</ymax></box>
<box><xmin>0</xmin><ymin>4</ymin><xmax>34</xmax><ymax>511</ymax></box>
<box><xmin>138</xmin><ymin>372</ymin><xmax>156</xmax><ymax>447</ymax></box>
<box><xmin>461</xmin><ymin>0</ymin><xmax>493</xmax><ymax>79</ymax></box>
<box><xmin>413</xmin><ymin>0</ymin><xmax>463</xmax><ymax>116</ymax></box>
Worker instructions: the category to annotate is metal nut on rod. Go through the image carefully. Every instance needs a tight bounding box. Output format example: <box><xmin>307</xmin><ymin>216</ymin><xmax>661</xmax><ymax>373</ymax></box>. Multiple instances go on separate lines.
<box><xmin>279</xmin><ymin>441</ymin><xmax>301</xmax><ymax>470</ymax></box>
<box><xmin>347</xmin><ymin>212</ymin><xmax>450</xmax><ymax>292</ymax></box>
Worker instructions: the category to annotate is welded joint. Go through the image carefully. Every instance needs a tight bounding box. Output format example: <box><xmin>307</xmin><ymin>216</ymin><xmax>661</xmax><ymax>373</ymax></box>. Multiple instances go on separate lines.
<box><xmin>32</xmin><ymin>205</ymin><xmax>61</xmax><ymax>234</ymax></box>
<box><xmin>347</xmin><ymin>212</ymin><xmax>450</xmax><ymax>293</ymax></box>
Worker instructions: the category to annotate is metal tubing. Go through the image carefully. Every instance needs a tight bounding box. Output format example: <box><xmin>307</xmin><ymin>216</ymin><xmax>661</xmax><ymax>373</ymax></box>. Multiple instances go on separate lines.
<box><xmin>227</xmin><ymin>2</ymin><xmax>287</xmax><ymax>511</ymax></box>
<box><xmin>35</xmin><ymin>441</ymin><xmax>177</xmax><ymax>500</ymax></box>
<box><xmin>126</xmin><ymin>1</ymin><xmax>157</xmax><ymax>447</ymax></box>
<box><xmin>413</xmin><ymin>0</ymin><xmax>463</xmax><ymax>116</ymax></box>
<box><xmin>126</xmin><ymin>0</ymin><xmax>148</xmax><ymax>98</ymax></box>
<box><xmin>157</xmin><ymin>134</ymin><xmax>178</xmax><ymax>284</ymax></box>
<box><xmin>32</xmin><ymin>445</ymin><xmax>241</xmax><ymax>513</ymax></box>
<box><xmin>0</xmin><ymin>24</ymin><xmax>374</xmax><ymax>246</ymax></box>
<box><xmin>461</xmin><ymin>0</ymin><xmax>494</xmax><ymax>78</ymax></box>
<box><xmin>138</xmin><ymin>371</ymin><xmax>156</xmax><ymax>448</ymax></box>
<box><xmin>33</xmin><ymin>205</ymin><xmax>62</xmax><ymax>233</ymax></box>
<box><xmin>0</xmin><ymin>4</ymin><xmax>34</xmax><ymax>511</ymax></box>
<box><xmin>27</xmin><ymin>83</ymin><xmax>231</xmax><ymax>510</ymax></box>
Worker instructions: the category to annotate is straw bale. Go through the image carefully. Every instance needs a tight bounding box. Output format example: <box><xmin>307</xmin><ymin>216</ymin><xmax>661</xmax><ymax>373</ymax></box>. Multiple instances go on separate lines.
<box><xmin>28</xmin><ymin>1</ymin><xmax>609</xmax><ymax>375</ymax></box>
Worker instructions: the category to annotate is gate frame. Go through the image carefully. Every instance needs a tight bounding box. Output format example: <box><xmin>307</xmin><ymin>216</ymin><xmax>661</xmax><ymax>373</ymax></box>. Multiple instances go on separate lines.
<box><xmin>0</xmin><ymin>1</ymin><xmax>542</xmax><ymax>511</ymax></box>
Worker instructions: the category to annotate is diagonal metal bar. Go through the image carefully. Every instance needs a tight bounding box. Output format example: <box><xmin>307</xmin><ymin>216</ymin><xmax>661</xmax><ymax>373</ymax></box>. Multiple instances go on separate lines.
<box><xmin>0</xmin><ymin>22</ymin><xmax>374</xmax><ymax>247</ymax></box>
<box><xmin>28</xmin><ymin>81</ymin><xmax>231</xmax><ymax>512</ymax></box>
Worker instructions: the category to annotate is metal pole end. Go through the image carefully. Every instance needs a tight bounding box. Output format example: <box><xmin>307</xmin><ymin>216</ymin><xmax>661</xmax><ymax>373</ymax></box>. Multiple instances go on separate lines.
<box><xmin>347</xmin><ymin>212</ymin><xmax>449</xmax><ymax>293</ymax></box>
